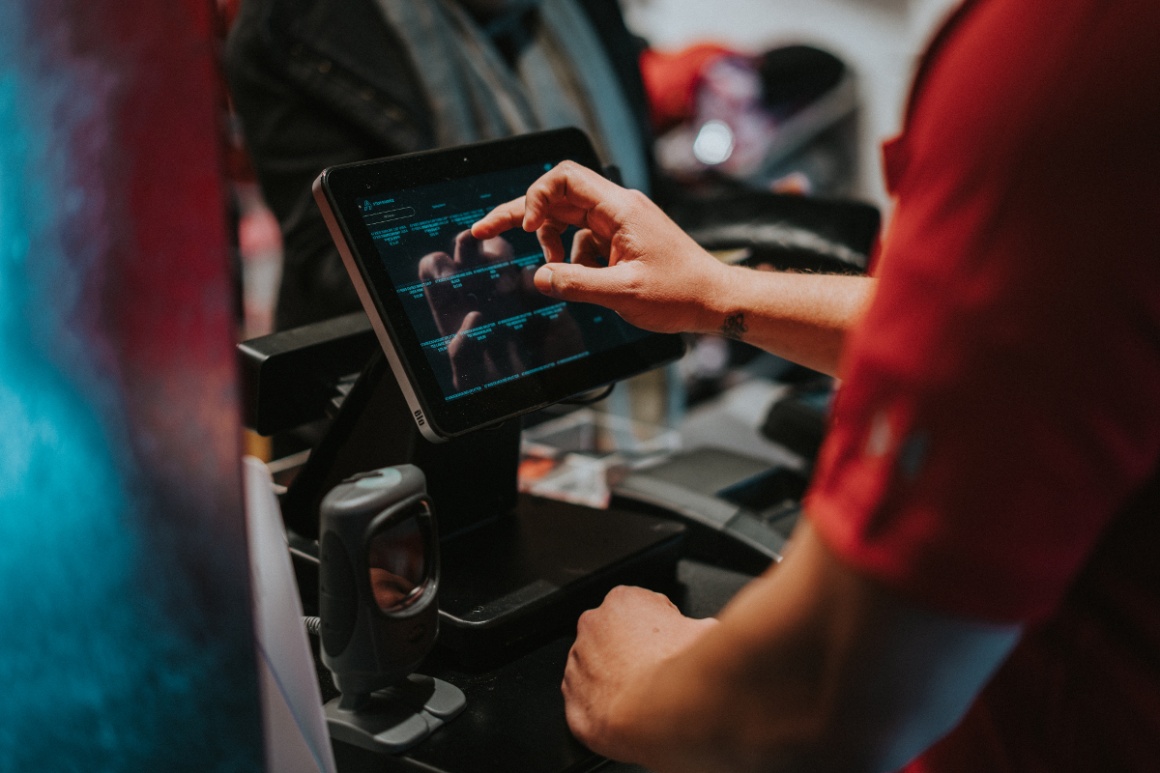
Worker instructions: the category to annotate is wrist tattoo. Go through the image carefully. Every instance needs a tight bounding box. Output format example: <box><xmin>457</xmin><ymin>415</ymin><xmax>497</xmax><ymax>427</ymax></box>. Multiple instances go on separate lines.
<box><xmin>721</xmin><ymin>313</ymin><xmax>748</xmax><ymax>340</ymax></box>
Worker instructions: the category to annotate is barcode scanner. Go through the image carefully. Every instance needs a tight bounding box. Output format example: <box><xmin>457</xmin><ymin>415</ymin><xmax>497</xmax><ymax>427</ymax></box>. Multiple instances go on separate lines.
<box><xmin>318</xmin><ymin>464</ymin><xmax>465</xmax><ymax>754</ymax></box>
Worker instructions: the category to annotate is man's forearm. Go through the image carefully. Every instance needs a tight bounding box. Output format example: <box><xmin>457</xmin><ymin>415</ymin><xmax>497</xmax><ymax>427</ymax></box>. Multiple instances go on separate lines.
<box><xmin>580</xmin><ymin>521</ymin><xmax>1019</xmax><ymax>773</ymax></box>
<box><xmin>693</xmin><ymin>268</ymin><xmax>876</xmax><ymax>378</ymax></box>
<box><xmin>597</xmin><ymin>524</ymin><xmax>849</xmax><ymax>773</ymax></box>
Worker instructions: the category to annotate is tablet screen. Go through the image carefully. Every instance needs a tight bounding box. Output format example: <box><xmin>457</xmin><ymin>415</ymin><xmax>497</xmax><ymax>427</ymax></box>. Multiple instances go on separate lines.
<box><xmin>357</xmin><ymin>160</ymin><xmax>648</xmax><ymax>402</ymax></box>
<box><xmin>315</xmin><ymin>129</ymin><xmax>684</xmax><ymax>440</ymax></box>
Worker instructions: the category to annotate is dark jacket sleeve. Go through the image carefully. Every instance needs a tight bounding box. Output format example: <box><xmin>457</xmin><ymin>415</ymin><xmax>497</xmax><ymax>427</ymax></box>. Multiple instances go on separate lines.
<box><xmin>224</xmin><ymin>0</ymin><xmax>434</xmax><ymax>329</ymax></box>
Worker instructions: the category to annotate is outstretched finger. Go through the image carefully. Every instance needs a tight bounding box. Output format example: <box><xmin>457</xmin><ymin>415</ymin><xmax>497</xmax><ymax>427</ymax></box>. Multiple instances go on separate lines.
<box><xmin>471</xmin><ymin>197</ymin><xmax>527</xmax><ymax>240</ymax></box>
<box><xmin>474</xmin><ymin>163</ymin><xmax>625</xmax><ymax>242</ymax></box>
<box><xmin>452</xmin><ymin>228</ymin><xmax>512</xmax><ymax>267</ymax></box>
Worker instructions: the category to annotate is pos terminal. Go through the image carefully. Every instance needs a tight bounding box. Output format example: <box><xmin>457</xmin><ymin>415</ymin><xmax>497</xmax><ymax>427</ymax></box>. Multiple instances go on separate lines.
<box><xmin>299</xmin><ymin>128</ymin><xmax>687</xmax><ymax>658</ymax></box>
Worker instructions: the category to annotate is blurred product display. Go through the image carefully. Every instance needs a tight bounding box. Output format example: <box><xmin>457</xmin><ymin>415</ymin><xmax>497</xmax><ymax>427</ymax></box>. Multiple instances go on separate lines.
<box><xmin>645</xmin><ymin>43</ymin><xmax>859</xmax><ymax>196</ymax></box>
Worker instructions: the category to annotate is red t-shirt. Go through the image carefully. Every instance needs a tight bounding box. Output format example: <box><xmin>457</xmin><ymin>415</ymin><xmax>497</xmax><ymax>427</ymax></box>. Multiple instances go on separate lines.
<box><xmin>806</xmin><ymin>1</ymin><xmax>1160</xmax><ymax>770</ymax></box>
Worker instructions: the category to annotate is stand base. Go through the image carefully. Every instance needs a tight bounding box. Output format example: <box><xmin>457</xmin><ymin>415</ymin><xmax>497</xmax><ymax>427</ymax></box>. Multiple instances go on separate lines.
<box><xmin>324</xmin><ymin>674</ymin><xmax>466</xmax><ymax>754</ymax></box>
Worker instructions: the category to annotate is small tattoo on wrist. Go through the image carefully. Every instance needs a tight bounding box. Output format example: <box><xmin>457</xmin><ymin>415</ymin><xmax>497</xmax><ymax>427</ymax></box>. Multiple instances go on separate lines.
<box><xmin>721</xmin><ymin>313</ymin><xmax>747</xmax><ymax>340</ymax></box>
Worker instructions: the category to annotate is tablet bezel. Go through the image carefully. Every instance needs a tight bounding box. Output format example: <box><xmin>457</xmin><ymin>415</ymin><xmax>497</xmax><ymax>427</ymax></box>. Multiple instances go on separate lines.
<box><xmin>313</xmin><ymin>128</ymin><xmax>685</xmax><ymax>441</ymax></box>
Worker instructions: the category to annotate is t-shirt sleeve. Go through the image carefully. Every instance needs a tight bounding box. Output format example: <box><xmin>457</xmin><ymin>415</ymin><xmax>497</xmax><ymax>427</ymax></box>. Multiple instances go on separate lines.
<box><xmin>805</xmin><ymin>0</ymin><xmax>1160</xmax><ymax>623</ymax></box>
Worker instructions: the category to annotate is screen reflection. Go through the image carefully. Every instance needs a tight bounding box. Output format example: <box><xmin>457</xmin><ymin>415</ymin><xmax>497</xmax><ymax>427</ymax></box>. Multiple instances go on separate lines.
<box><xmin>367</xmin><ymin>516</ymin><xmax>426</xmax><ymax>612</ymax></box>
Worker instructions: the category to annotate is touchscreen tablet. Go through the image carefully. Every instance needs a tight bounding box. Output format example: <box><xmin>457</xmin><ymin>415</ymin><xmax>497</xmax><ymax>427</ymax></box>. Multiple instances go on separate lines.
<box><xmin>313</xmin><ymin>128</ymin><xmax>685</xmax><ymax>441</ymax></box>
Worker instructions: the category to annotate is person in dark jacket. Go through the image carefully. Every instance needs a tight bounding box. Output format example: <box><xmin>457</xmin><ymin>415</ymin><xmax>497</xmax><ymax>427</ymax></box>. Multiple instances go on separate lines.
<box><xmin>225</xmin><ymin>0</ymin><xmax>655</xmax><ymax>330</ymax></box>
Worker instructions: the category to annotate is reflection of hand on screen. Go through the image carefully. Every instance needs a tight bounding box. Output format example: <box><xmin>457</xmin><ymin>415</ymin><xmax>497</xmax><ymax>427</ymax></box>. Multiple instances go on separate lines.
<box><xmin>419</xmin><ymin>230</ymin><xmax>585</xmax><ymax>392</ymax></box>
<box><xmin>367</xmin><ymin>521</ymin><xmax>425</xmax><ymax>611</ymax></box>
<box><xmin>419</xmin><ymin>230</ymin><xmax>516</xmax><ymax>339</ymax></box>
<box><xmin>369</xmin><ymin>567</ymin><xmax>418</xmax><ymax>611</ymax></box>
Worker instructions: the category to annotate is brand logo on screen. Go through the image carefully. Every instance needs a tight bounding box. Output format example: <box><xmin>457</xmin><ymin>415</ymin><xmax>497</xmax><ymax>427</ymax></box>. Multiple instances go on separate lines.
<box><xmin>413</xmin><ymin>409</ymin><xmax>426</xmax><ymax>427</ymax></box>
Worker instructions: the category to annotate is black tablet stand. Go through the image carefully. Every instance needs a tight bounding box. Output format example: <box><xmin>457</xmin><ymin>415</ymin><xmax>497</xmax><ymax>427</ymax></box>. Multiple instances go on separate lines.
<box><xmin>250</xmin><ymin>325</ymin><xmax>684</xmax><ymax>659</ymax></box>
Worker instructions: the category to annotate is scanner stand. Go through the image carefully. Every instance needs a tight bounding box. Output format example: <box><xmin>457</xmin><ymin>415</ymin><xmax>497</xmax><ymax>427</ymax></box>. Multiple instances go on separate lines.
<box><xmin>280</xmin><ymin>351</ymin><xmax>685</xmax><ymax>659</ymax></box>
<box><xmin>324</xmin><ymin>673</ymin><xmax>466</xmax><ymax>755</ymax></box>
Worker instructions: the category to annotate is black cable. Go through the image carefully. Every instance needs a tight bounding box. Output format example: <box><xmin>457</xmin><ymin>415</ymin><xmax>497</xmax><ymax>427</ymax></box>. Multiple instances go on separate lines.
<box><xmin>561</xmin><ymin>383</ymin><xmax>614</xmax><ymax>405</ymax></box>
<box><xmin>303</xmin><ymin>616</ymin><xmax>321</xmax><ymax>637</ymax></box>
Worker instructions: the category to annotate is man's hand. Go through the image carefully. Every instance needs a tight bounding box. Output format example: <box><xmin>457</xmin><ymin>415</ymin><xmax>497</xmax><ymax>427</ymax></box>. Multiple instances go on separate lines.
<box><xmin>562</xmin><ymin>586</ymin><xmax>717</xmax><ymax>762</ymax></box>
<box><xmin>471</xmin><ymin>162</ymin><xmax>729</xmax><ymax>335</ymax></box>
<box><xmin>473</xmin><ymin>162</ymin><xmax>875</xmax><ymax>376</ymax></box>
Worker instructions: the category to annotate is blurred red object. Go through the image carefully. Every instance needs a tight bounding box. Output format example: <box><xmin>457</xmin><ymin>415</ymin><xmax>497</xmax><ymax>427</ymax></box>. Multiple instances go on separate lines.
<box><xmin>639</xmin><ymin>43</ymin><xmax>735</xmax><ymax>133</ymax></box>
